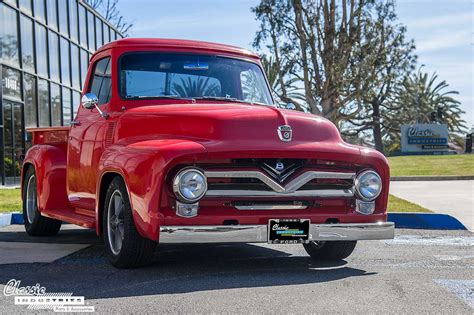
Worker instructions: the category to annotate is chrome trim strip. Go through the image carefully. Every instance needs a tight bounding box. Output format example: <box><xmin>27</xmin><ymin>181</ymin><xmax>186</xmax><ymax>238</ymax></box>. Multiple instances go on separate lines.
<box><xmin>159</xmin><ymin>222</ymin><xmax>395</xmax><ymax>243</ymax></box>
<box><xmin>205</xmin><ymin>189</ymin><xmax>354</xmax><ymax>198</ymax></box>
<box><xmin>204</xmin><ymin>170</ymin><xmax>355</xmax><ymax>196</ymax></box>
<box><xmin>235</xmin><ymin>204</ymin><xmax>308</xmax><ymax>210</ymax></box>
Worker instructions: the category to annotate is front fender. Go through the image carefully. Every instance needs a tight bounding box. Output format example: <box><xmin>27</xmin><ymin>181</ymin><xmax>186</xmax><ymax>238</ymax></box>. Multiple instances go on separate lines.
<box><xmin>97</xmin><ymin>139</ymin><xmax>207</xmax><ymax>240</ymax></box>
<box><xmin>22</xmin><ymin>144</ymin><xmax>69</xmax><ymax>212</ymax></box>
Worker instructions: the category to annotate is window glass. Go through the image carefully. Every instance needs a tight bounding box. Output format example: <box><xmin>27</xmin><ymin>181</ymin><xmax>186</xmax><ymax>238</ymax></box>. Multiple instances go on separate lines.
<box><xmin>71</xmin><ymin>44</ymin><xmax>80</xmax><ymax>89</ymax></box>
<box><xmin>38</xmin><ymin>79</ymin><xmax>50</xmax><ymax>126</ymax></box>
<box><xmin>0</xmin><ymin>4</ymin><xmax>19</xmax><ymax>67</ymax></box>
<box><xmin>89</xmin><ymin>57</ymin><xmax>111</xmax><ymax>104</ymax></box>
<box><xmin>103</xmin><ymin>23</ymin><xmax>110</xmax><ymax>43</ymax></box>
<box><xmin>240</xmin><ymin>69</ymin><xmax>272</xmax><ymax>104</ymax></box>
<box><xmin>2</xmin><ymin>67</ymin><xmax>22</xmax><ymax>100</ymax></box>
<box><xmin>78</xmin><ymin>4</ymin><xmax>87</xmax><ymax>48</ymax></box>
<box><xmin>119</xmin><ymin>53</ymin><xmax>273</xmax><ymax>105</ymax></box>
<box><xmin>34</xmin><ymin>0</ymin><xmax>46</xmax><ymax>23</ymax></box>
<box><xmin>80</xmin><ymin>49</ymin><xmax>89</xmax><ymax>89</ymax></box>
<box><xmin>48</xmin><ymin>31</ymin><xmax>60</xmax><ymax>81</ymax></box>
<box><xmin>51</xmin><ymin>83</ymin><xmax>61</xmax><ymax>126</ymax></box>
<box><xmin>87</xmin><ymin>11</ymin><xmax>95</xmax><ymax>50</ymax></box>
<box><xmin>20</xmin><ymin>15</ymin><xmax>35</xmax><ymax>72</ymax></box>
<box><xmin>46</xmin><ymin>0</ymin><xmax>57</xmax><ymax>30</ymax></box>
<box><xmin>68</xmin><ymin>0</ymin><xmax>78</xmax><ymax>43</ymax></box>
<box><xmin>62</xmin><ymin>87</ymin><xmax>72</xmax><ymax>125</ymax></box>
<box><xmin>60</xmin><ymin>37</ymin><xmax>70</xmax><ymax>86</ymax></box>
<box><xmin>95</xmin><ymin>17</ymin><xmax>103</xmax><ymax>48</ymax></box>
<box><xmin>19</xmin><ymin>0</ymin><xmax>32</xmax><ymax>15</ymax></box>
<box><xmin>35</xmin><ymin>24</ymin><xmax>48</xmax><ymax>77</ymax></box>
<box><xmin>58</xmin><ymin>0</ymin><xmax>68</xmax><ymax>36</ymax></box>
<box><xmin>73</xmin><ymin>90</ymin><xmax>81</xmax><ymax>117</ymax></box>
<box><xmin>24</xmin><ymin>74</ymin><xmax>37</xmax><ymax>128</ymax></box>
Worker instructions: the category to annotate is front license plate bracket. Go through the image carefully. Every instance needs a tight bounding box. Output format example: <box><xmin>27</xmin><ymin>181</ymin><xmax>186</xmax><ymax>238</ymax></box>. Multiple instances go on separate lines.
<box><xmin>267</xmin><ymin>219</ymin><xmax>310</xmax><ymax>244</ymax></box>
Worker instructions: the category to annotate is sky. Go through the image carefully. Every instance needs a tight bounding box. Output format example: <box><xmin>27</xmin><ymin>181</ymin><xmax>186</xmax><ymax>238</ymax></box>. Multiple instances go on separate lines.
<box><xmin>116</xmin><ymin>0</ymin><xmax>473</xmax><ymax>129</ymax></box>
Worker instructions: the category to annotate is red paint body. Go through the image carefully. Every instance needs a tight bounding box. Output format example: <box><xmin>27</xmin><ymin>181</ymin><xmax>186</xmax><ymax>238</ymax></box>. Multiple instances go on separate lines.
<box><xmin>22</xmin><ymin>39</ymin><xmax>390</xmax><ymax>242</ymax></box>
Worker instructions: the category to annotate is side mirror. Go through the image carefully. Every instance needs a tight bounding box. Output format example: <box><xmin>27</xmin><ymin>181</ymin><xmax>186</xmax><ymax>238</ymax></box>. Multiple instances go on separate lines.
<box><xmin>81</xmin><ymin>93</ymin><xmax>98</xmax><ymax>109</ymax></box>
<box><xmin>286</xmin><ymin>103</ymin><xmax>296</xmax><ymax>110</ymax></box>
<box><xmin>81</xmin><ymin>93</ymin><xmax>108</xmax><ymax>118</ymax></box>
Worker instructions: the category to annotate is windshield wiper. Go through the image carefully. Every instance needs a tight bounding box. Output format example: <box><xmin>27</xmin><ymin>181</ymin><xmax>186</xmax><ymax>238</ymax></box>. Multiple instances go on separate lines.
<box><xmin>191</xmin><ymin>96</ymin><xmax>270</xmax><ymax>107</ymax></box>
<box><xmin>125</xmin><ymin>95</ymin><xmax>185</xmax><ymax>100</ymax></box>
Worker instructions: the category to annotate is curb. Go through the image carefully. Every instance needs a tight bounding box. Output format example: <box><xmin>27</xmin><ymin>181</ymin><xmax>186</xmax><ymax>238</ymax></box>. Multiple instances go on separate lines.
<box><xmin>1</xmin><ymin>212</ymin><xmax>467</xmax><ymax>231</ymax></box>
<box><xmin>388</xmin><ymin>213</ymin><xmax>467</xmax><ymax>230</ymax></box>
<box><xmin>390</xmin><ymin>175</ymin><xmax>474</xmax><ymax>181</ymax></box>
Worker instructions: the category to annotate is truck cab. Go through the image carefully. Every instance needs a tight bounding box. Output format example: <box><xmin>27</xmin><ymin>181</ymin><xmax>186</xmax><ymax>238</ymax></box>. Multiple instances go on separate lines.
<box><xmin>22</xmin><ymin>38</ymin><xmax>394</xmax><ymax>268</ymax></box>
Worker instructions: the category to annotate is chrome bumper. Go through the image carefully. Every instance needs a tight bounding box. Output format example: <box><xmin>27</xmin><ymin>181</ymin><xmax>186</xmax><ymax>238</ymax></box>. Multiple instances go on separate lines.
<box><xmin>159</xmin><ymin>222</ymin><xmax>395</xmax><ymax>243</ymax></box>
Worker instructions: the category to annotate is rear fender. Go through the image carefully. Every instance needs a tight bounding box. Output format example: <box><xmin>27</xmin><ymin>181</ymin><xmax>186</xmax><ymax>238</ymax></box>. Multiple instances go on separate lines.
<box><xmin>21</xmin><ymin>144</ymin><xmax>69</xmax><ymax>212</ymax></box>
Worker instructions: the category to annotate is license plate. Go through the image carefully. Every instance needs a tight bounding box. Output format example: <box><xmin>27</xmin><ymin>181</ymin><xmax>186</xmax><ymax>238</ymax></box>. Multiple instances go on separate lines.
<box><xmin>268</xmin><ymin>219</ymin><xmax>310</xmax><ymax>244</ymax></box>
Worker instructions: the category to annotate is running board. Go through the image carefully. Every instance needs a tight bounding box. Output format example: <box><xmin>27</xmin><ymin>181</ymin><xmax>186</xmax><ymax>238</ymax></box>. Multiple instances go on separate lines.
<box><xmin>41</xmin><ymin>208</ymin><xmax>96</xmax><ymax>228</ymax></box>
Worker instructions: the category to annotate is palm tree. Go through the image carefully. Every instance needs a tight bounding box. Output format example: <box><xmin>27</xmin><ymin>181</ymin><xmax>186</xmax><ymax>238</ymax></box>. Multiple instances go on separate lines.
<box><xmin>172</xmin><ymin>76</ymin><xmax>220</xmax><ymax>98</ymax></box>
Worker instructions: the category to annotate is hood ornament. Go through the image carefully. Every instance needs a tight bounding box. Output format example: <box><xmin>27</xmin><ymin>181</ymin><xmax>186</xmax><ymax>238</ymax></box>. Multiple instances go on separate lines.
<box><xmin>277</xmin><ymin>125</ymin><xmax>292</xmax><ymax>142</ymax></box>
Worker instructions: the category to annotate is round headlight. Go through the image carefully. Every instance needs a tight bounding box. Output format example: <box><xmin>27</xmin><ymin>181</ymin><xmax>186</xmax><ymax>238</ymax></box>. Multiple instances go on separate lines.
<box><xmin>173</xmin><ymin>168</ymin><xmax>207</xmax><ymax>203</ymax></box>
<box><xmin>355</xmin><ymin>170</ymin><xmax>382</xmax><ymax>201</ymax></box>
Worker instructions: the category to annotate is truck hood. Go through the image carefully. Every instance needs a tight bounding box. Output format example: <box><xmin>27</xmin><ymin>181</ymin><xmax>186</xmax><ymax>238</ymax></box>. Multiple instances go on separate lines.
<box><xmin>117</xmin><ymin>103</ymin><xmax>343</xmax><ymax>145</ymax></box>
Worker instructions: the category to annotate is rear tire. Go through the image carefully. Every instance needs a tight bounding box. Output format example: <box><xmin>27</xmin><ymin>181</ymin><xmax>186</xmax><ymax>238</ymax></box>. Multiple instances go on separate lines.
<box><xmin>22</xmin><ymin>166</ymin><xmax>62</xmax><ymax>236</ymax></box>
<box><xmin>103</xmin><ymin>177</ymin><xmax>156</xmax><ymax>268</ymax></box>
<box><xmin>303</xmin><ymin>241</ymin><xmax>357</xmax><ymax>261</ymax></box>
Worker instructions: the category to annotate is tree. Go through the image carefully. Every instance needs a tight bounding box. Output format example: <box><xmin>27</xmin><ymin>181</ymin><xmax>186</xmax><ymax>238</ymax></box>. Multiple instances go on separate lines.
<box><xmin>85</xmin><ymin>0</ymin><xmax>133</xmax><ymax>35</ymax></box>
<box><xmin>341</xmin><ymin>1</ymin><xmax>416</xmax><ymax>153</ymax></box>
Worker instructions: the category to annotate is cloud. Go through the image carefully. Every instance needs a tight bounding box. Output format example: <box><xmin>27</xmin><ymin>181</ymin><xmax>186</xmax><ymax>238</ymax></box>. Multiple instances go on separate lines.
<box><xmin>415</xmin><ymin>30</ymin><xmax>472</xmax><ymax>53</ymax></box>
<box><xmin>405</xmin><ymin>12</ymin><xmax>472</xmax><ymax>29</ymax></box>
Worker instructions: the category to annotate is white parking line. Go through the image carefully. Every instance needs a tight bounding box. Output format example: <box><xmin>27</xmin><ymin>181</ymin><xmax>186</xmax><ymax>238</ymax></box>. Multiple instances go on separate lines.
<box><xmin>384</xmin><ymin>235</ymin><xmax>474</xmax><ymax>246</ymax></box>
<box><xmin>435</xmin><ymin>279</ymin><xmax>474</xmax><ymax>308</ymax></box>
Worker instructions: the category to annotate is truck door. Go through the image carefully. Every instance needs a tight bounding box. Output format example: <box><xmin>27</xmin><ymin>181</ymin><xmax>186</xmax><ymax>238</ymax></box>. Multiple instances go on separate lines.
<box><xmin>67</xmin><ymin>57</ymin><xmax>112</xmax><ymax>213</ymax></box>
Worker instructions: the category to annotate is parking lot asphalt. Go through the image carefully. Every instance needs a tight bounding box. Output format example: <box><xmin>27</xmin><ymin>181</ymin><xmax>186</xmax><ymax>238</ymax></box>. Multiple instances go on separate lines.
<box><xmin>0</xmin><ymin>226</ymin><xmax>472</xmax><ymax>314</ymax></box>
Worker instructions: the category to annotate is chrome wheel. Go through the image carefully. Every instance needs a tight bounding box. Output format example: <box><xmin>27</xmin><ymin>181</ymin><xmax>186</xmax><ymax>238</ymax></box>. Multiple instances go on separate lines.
<box><xmin>26</xmin><ymin>175</ymin><xmax>37</xmax><ymax>224</ymax></box>
<box><xmin>107</xmin><ymin>190</ymin><xmax>125</xmax><ymax>255</ymax></box>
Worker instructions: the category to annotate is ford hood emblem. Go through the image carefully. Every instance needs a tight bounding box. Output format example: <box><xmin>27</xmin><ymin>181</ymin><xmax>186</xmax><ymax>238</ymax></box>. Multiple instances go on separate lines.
<box><xmin>277</xmin><ymin>125</ymin><xmax>292</xmax><ymax>142</ymax></box>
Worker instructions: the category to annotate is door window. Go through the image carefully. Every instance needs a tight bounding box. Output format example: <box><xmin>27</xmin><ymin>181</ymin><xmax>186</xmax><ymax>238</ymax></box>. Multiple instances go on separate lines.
<box><xmin>89</xmin><ymin>57</ymin><xmax>112</xmax><ymax>105</ymax></box>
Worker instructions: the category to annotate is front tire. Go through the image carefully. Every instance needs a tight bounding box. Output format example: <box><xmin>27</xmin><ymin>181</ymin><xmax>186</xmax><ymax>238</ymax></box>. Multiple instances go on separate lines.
<box><xmin>303</xmin><ymin>241</ymin><xmax>357</xmax><ymax>261</ymax></box>
<box><xmin>103</xmin><ymin>177</ymin><xmax>156</xmax><ymax>268</ymax></box>
<box><xmin>22</xmin><ymin>167</ymin><xmax>62</xmax><ymax>236</ymax></box>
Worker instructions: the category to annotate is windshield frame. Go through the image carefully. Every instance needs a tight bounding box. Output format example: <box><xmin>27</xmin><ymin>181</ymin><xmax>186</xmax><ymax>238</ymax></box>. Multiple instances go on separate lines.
<box><xmin>117</xmin><ymin>51</ymin><xmax>275</xmax><ymax>105</ymax></box>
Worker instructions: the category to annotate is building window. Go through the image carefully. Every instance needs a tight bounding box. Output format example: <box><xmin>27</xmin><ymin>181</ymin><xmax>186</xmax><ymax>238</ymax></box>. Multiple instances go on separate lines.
<box><xmin>20</xmin><ymin>15</ymin><xmax>35</xmax><ymax>72</ymax></box>
<box><xmin>62</xmin><ymin>87</ymin><xmax>72</xmax><ymax>125</ymax></box>
<box><xmin>46</xmin><ymin>0</ymin><xmax>58</xmax><ymax>31</ymax></box>
<box><xmin>71</xmin><ymin>44</ymin><xmax>80</xmax><ymax>89</ymax></box>
<box><xmin>19</xmin><ymin>0</ymin><xmax>32</xmax><ymax>15</ymax></box>
<box><xmin>48</xmin><ymin>31</ymin><xmax>60</xmax><ymax>81</ymax></box>
<box><xmin>103</xmin><ymin>23</ymin><xmax>110</xmax><ymax>44</ymax></box>
<box><xmin>68</xmin><ymin>0</ymin><xmax>78</xmax><ymax>43</ymax></box>
<box><xmin>23</xmin><ymin>73</ymin><xmax>37</xmax><ymax>128</ymax></box>
<box><xmin>89</xmin><ymin>57</ymin><xmax>111</xmax><ymax>104</ymax></box>
<box><xmin>73</xmin><ymin>90</ymin><xmax>81</xmax><ymax>118</ymax></box>
<box><xmin>87</xmin><ymin>10</ymin><xmax>95</xmax><ymax>50</ymax></box>
<box><xmin>95</xmin><ymin>17</ymin><xmax>103</xmax><ymax>48</ymax></box>
<box><xmin>80</xmin><ymin>48</ymin><xmax>89</xmax><ymax>89</ymax></box>
<box><xmin>60</xmin><ymin>37</ymin><xmax>71</xmax><ymax>86</ymax></box>
<box><xmin>51</xmin><ymin>83</ymin><xmax>61</xmax><ymax>126</ymax></box>
<box><xmin>0</xmin><ymin>4</ymin><xmax>20</xmax><ymax>67</ymax></box>
<box><xmin>34</xmin><ymin>0</ymin><xmax>46</xmax><ymax>23</ymax></box>
<box><xmin>38</xmin><ymin>79</ymin><xmax>49</xmax><ymax>127</ymax></box>
<box><xmin>2</xmin><ymin>67</ymin><xmax>22</xmax><ymax>101</ymax></box>
<box><xmin>35</xmin><ymin>23</ymin><xmax>48</xmax><ymax>77</ymax></box>
<box><xmin>58</xmin><ymin>0</ymin><xmax>68</xmax><ymax>36</ymax></box>
<box><xmin>78</xmin><ymin>4</ymin><xmax>87</xmax><ymax>48</ymax></box>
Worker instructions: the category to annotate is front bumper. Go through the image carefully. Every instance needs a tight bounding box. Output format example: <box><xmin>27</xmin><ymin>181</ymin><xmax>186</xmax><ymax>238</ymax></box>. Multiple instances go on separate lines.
<box><xmin>159</xmin><ymin>222</ymin><xmax>394</xmax><ymax>243</ymax></box>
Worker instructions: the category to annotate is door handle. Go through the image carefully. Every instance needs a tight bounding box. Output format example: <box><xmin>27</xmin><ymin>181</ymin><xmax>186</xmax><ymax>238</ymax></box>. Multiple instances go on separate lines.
<box><xmin>70</xmin><ymin>120</ymin><xmax>81</xmax><ymax>126</ymax></box>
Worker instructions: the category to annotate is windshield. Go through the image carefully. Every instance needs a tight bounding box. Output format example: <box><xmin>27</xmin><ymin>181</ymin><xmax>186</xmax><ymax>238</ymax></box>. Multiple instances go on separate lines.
<box><xmin>119</xmin><ymin>53</ymin><xmax>273</xmax><ymax>105</ymax></box>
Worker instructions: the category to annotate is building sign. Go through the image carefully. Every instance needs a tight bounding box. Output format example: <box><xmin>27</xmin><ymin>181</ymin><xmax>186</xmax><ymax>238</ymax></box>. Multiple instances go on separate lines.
<box><xmin>401</xmin><ymin>124</ymin><xmax>449</xmax><ymax>153</ymax></box>
<box><xmin>2</xmin><ymin>67</ymin><xmax>22</xmax><ymax>100</ymax></box>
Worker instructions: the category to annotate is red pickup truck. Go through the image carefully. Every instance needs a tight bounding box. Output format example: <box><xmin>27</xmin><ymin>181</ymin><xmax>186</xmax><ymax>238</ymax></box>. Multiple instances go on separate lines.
<box><xmin>21</xmin><ymin>38</ymin><xmax>394</xmax><ymax>268</ymax></box>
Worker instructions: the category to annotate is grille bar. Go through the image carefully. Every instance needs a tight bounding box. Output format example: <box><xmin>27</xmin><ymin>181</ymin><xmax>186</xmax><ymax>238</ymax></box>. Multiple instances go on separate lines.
<box><xmin>204</xmin><ymin>170</ymin><xmax>355</xmax><ymax>198</ymax></box>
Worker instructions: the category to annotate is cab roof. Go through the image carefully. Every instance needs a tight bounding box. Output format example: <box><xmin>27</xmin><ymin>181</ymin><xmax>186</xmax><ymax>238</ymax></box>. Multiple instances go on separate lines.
<box><xmin>95</xmin><ymin>38</ymin><xmax>260</xmax><ymax>60</ymax></box>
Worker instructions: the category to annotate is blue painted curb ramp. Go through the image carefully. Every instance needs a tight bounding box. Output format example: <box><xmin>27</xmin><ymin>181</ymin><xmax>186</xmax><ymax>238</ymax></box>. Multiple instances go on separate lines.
<box><xmin>11</xmin><ymin>213</ymin><xmax>24</xmax><ymax>225</ymax></box>
<box><xmin>388</xmin><ymin>213</ymin><xmax>467</xmax><ymax>230</ymax></box>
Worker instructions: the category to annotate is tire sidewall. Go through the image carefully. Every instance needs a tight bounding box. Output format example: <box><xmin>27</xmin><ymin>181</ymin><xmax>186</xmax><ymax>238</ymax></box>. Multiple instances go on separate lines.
<box><xmin>22</xmin><ymin>167</ymin><xmax>39</xmax><ymax>232</ymax></box>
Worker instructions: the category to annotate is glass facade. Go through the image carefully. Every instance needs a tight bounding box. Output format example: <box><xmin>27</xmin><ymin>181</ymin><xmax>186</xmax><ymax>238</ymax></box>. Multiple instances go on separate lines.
<box><xmin>0</xmin><ymin>0</ymin><xmax>123</xmax><ymax>185</ymax></box>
